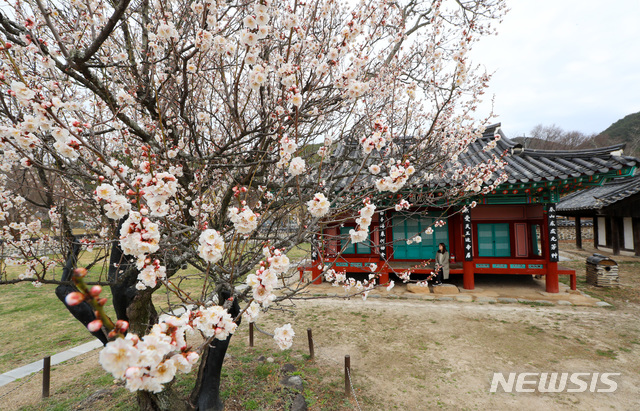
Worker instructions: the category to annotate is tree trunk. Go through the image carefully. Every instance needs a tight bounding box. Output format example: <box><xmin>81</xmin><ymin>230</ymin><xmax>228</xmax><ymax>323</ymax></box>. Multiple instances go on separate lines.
<box><xmin>137</xmin><ymin>387</ymin><xmax>190</xmax><ymax>411</ymax></box>
<box><xmin>190</xmin><ymin>335</ymin><xmax>233</xmax><ymax>411</ymax></box>
<box><xmin>190</xmin><ymin>291</ymin><xmax>241</xmax><ymax>411</ymax></box>
<box><xmin>126</xmin><ymin>289</ymin><xmax>158</xmax><ymax>336</ymax></box>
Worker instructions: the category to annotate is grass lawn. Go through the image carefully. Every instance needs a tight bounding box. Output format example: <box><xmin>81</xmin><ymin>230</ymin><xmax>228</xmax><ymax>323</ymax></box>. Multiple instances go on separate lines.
<box><xmin>0</xmin><ymin>244</ymin><xmax>311</xmax><ymax>374</ymax></box>
<box><xmin>14</xmin><ymin>328</ymin><xmax>356</xmax><ymax>411</ymax></box>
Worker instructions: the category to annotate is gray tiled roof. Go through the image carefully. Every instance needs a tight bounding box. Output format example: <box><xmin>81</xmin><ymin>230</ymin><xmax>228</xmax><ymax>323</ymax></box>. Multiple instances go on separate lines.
<box><xmin>466</xmin><ymin>125</ymin><xmax>636</xmax><ymax>185</ymax></box>
<box><xmin>557</xmin><ymin>174</ymin><xmax>640</xmax><ymax>212</ymax></box>
<box><xmin>331</xmin><ymin>123</ymin><xmax>637</xmax><ymax>189</ymax></box>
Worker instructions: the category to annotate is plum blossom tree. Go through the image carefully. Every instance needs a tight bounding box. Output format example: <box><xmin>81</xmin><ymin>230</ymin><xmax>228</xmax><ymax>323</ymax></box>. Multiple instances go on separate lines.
<box><xmin>0</xmin><ymin>0</ymin><xmax>507</xmax><ymax>409</ymax></box>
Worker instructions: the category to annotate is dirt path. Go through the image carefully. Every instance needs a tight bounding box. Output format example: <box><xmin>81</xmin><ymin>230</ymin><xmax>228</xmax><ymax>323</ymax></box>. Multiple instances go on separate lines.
<box><xmin>260</xmin><ymin>297</ymin><xmax>640</xmax><ymax>410</ymax></box>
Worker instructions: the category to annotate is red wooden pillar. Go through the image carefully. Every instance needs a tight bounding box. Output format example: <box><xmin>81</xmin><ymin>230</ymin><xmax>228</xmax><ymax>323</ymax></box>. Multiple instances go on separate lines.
<box><xmin>378</xmin><ymin>262</ymin><xmax>390</xmax><ymax>285</ymax></box>
<box><xmin>546</xmin><ymin>262</ymin><xmax>559</xmax><ymax>293</ymax></box>
<box><xmin>463</xmin><ymin>260</ymin><xmax>474</xmax><ymax>290</ymax></box>
<box><xmin>311</xmin><ymin>265</ymin><xmax>323</xmax><ymax>284</ymax></box>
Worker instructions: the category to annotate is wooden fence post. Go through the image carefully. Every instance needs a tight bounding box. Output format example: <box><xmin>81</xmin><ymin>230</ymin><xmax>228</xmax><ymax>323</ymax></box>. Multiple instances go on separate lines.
<box><xmin>344</xmin><ymin>355</ymin><xmax>351</xmax><ymax>397</ymax></box>
<box><xmin>307</xmin><ymin>328</ymin><xmax>314</xmax><ymax>359</ymax></box>
<box><xmin>42</xmin><ymin>356</ymin><xmax>51</xmax><ymax>398</ymax></box>
<box><xmin>249</xmin><ymin>322</ymin><xmax>254</xmax><ymax>347</ymax></box>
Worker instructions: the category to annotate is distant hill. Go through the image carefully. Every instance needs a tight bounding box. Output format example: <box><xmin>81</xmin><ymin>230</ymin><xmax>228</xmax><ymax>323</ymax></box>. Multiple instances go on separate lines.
<box><xmin>599</xmin><ymin>111</ymin><xmax>640</xmax><ymax>156</ymax></box>
<box><xmin>511</xmin><ymin>114</ymin><xmax>640</xmax><ymax>157</ymax></box>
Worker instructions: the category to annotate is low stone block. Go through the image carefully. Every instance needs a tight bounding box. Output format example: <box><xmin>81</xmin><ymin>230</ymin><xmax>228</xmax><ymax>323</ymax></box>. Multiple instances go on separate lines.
<box><xmin>476</xmin><ymin>297</ymin><xmax>497</xmax><ymax>303</ymax></box>
<box><xmin>437</xmin><ymin>296</ymin><xmax>454</xmax><ymax>301</ymax></box>
<box><xmin>557</xmin><ymin>300</ymin><xmax>573</xmax><ymax>306</ymax></box>
<box><xmin>533</xmin><ymin>300</ymin><xmax>554</xmax><ymax>306</ymax></box>
<box><xmin>292</xmin><ymin>393</ymin><xmax>308</xmax><ymax>411</ymax></box>
<box><xmin>431</xmin><ymin>284</ymin><xmax>459</xmax><ymax>295</ymax></box>
<box><xmin>281</xmin><ymin>375</ymin><xmax>303</xmax><ymax>390</ymax></box>
<box><xmin>497</xmin><ymin>297</ymin><xmax>518</xmax><ymax>303</ymax></box>
<box><xmin>596</xmin><ymin>301</ymin><xmax>612</xmax><ymax>307</ymax></box>
<box><xmin>406</xmin><ymin>283</ymin><xmax>432</xmax><ymax>294</ymax></box>
<box><xmin>455</xmin><ymin>295</ymin><xmax>473</xmax><ymax>302</ymax></box>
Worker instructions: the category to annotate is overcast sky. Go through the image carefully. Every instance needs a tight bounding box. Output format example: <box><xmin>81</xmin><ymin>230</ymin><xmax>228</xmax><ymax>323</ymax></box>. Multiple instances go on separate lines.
<box><xmin>469</xmin><ymin>0</ymin><xmax>640</xmax><ymax>138</ymax></box>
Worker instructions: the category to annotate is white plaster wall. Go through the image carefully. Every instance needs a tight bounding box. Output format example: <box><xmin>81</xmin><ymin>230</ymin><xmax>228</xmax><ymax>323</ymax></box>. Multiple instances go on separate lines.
<box><xmin>598</xmin><ymin>217</ymin><xmax>607</xmax><ymax>246</ymax></box>
<box><xmin>624</xmin><ymin>217</ymin><xmax>634</xmax><ymax>250</ymax></box>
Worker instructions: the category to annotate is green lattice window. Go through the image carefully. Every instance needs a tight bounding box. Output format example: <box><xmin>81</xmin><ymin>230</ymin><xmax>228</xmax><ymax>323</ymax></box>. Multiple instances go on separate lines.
<box><xmin>477</xmin><ymin>223</ymin><xmax>511</xmax><ymax>257</ymax></box>
<box><xmin>392</xmin><ymin>215</ymin><xmax>448</xmax><ymax>260</ymax></box>
<box><xmin>340</xmin><ymin>227</ymin><xmax>372</xmax><ymax>254</ymax></box>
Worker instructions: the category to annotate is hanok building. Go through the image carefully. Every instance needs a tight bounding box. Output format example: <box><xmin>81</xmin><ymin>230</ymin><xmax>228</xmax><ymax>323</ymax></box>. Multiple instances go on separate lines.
<box><xmin>557</xmin><ymin>174</ymin><xmax>640</xmax><ymax>256</ymax></box>
<box><xmin>307</xmin><ymin>124</ymin><xmax>638</xmax><ymax>293</ymax></box>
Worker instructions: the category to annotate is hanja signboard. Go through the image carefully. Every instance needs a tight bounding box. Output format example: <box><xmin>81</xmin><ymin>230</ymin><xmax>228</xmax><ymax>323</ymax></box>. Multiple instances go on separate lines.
<box><xmin>489</xmin><ymin>372</ymin><xmax>620</xmax><ymax>393</ymax></box>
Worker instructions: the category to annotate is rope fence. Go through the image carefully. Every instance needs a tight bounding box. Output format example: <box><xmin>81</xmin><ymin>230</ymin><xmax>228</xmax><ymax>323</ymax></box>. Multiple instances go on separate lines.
<box><xmin>2</xmin><ymin>327</ymin><xmax>361</xmax><ymax>408</ymax></box>
<box><xmin>0</xmin><ymin>349</ymin><xmax>100</xmax><ymax>400</ymax></box>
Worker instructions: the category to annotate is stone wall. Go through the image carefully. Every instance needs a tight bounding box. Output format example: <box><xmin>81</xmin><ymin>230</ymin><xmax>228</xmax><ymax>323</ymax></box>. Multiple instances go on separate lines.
<box><xmin>558</xmin><ymin>225</ymin><xmax>594</xmax><ymax>241</ymax></box>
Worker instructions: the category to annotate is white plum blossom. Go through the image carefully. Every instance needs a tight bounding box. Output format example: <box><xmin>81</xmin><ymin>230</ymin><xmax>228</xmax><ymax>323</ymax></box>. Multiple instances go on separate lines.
<box><xmin>139</xmin><ymin>172</ymin><xmax>178</xmax><ymax>217</ymax></box>
<box><xmin>291</xmin><ymin>93</ymin><xmax>303</xmax><ymax>107</ymax></box>
<box><xmin>99</xmin><ymin>312</ymin><xmax>204</xmax><ymax>393</ymax></box>
<box><xmin>53</xmin><ymin>138</ymin><xmax>81</xmax><ymax>159</ymax></box>
<box><xmin>193</xmin><ymin>305</ymin><xmax>238</xmax><ymax>340</ymax></box>
<box><xmin>156</xmin><ymin>22</ymin><xmax>179</xmax><ymax>42</ymax></box>
<box><xmin>228</xmin><ymin>206</ymin><xmax>259</xmax><ymax>234</ymax></box>
<box><xmin>349</xmin><ymin>227</ymin><xmax>368</xmax><ymax>243</ymax></box>
<box><xmin>136</xmin><ymin>261</ymin><xmax>166</xmax><ymax>290</ymax></box>
<box><xmin>10</xmin><ymin>81</ymin><xmax>35</xmax><ymax>105</ymax></box>
<box><xmin>288</xmin><ymin>156</ymin><xmax>305</xmax><ymax>176</ymax></box>
<box><xmin>350</xmin><ymin>200</ymin><xmax>375</xmax><ymax>244</ymax></box>
<box><xmin>99</xmin><ymin>335</ymin><xmax>140</xmax><ymax>379</ymax></box>
<box><xmin>273</xmin><ymin>324</ymin><xmax>295</xmax><ymax>350</ymax></box>
<box><xmin>280</xmin><ymin>136</ymin><xmax>297</xmax><ymax>154</ymax></box>
<box><xmin>95</xmin><ymin>183</ymin><xmax>117</xmax><ymax>201</ymax></box>
<box><xmin>120</xmin><ymin>212</ymin><xmax>160</xmax><ymax>257</ymax></box>
<box><xmin>395</xmin><ymin>199</ymin><xmax>410</xmax><ymax>211</ymax></box>
<box><xmin>359</xmin><ymin>203</ymin><xmax>376</xmax><ymax>219</ymax></box>
<box><xmin>307</xmin><ymin>193</ymin><xmax>330</xmax><ymax>218</ymax></box>
<box><xmin>268</xmin><ymin>249</ymin><xmax>290</xmax><ymax>274</ymax></box>
<box><xmin>242</xmin><ymin>301</ymin><xmax>261</xmax><ymax>323</ymax></box>
<box><xmin>104</xmin><ymin>195</ymin><xmax>131</xmax><ymax>219</ymax></box>
<box><xmin>198</xmin><ymin>229</ymin><xmax>225</xmax><ymax>263</ymax></box>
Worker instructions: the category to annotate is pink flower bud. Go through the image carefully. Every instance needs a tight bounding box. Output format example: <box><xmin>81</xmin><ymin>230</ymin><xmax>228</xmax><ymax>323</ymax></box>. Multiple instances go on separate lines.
<box><xmin>97</xmin><ymin>297</ymin><xmax>108</xmax><ymax>306</ymax></box>
<box><xmin>65</xmin><ymin>292</ymin><xmax>84</xmax><ymax>306</ymax></box>
<box><xmin>87</xmin><ymin>319</ymin><xmax>103</xmax><ymax>332</ymax></box>
<box><xmin>116</xmin><ymin>320</ymin><xmax>129</xmax><ymax>332</ymax></box>
<box><xmin>125</xmin><ymin>366</ymin><xmax>142</xmax><ymax>379</ymax></box>
<box><xmin>186</xmin><ymin>351</ymin><xmax>199</xmax><ymax>364</ymax></box>
<box><xmin>90</xmin><ymin>285</ymin><xmax>102</xmax><ymax>297</ymax></box>
<box><xmin>73</xmin><ymin>267</ymin><xmax>87</xmax><ymax>278</ymax></box>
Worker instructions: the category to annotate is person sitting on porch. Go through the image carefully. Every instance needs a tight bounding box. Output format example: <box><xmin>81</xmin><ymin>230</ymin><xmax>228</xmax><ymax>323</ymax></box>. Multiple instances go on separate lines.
<box><xmin>434</xmin><ymin>243</ymin><xmax>450</xmax><ymax>285</ymax></box>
